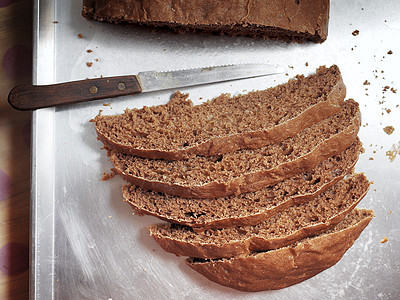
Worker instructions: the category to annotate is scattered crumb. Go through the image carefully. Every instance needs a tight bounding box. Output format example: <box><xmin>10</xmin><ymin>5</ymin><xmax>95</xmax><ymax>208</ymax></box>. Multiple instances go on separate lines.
<box><xmin>152</xmin><ymin>249</ymin><xmax>156</xmax><ymax>252</ymax></box>
<box><xmin>391</xmin><ymin>87</ymin><xmax>397</xmax><ymax>93</ymax></box>
<box><xmin>305</xmin><ymin>62</ymin><xmax>308</xmax><ymax>66</ymax></box>
<box><xmin>78</xmin><ymin>33</ymin><xmax>83</xmax><ymax>38</ymax></box>
<box><xmin>386</xmin><ymin>142</ymin><xmax>400</xmax><ymax>162</ymax></box>
<box><xmin>380</xmin><ymin>236</ymin><xmax>389</xmax><ymax>244</ymax></box>
<box><xmin>86</xmin><ymin>62</ymin><xmax>93</xmax><ymax>67</ymax></box>
<box><xmin>388</xmin><ymin>210</ymin><xmax>393</xmax><ymax>215</ymax></box>
<box><xmin>352</xmin><ymin>30</ymin><xmax>359</xmax><ymax>36</ymax></box>
<box><xmin>363</xmin><ymin>80</ymin><xmax>370</xmax><ymax>85</ymax></box>
<box><xmin>101</xmin><ymin>170</ymin><xmax>116</xmax><ymax>181</ymax></box>
<box><xmin>87</xmin><ymin>49</ymin><xmax>93</xmax><ymax>53</ymax></box>
<box><xmin>95</xmin><ymin>58</ymin><xmax>99</xmax><ymax>62</ymax></box>
<box><xmin>288</xmin><ymin>66</ymin><xmax>294</xmax><ymax>69</ymax></box>
<box><xmin>285</xmin><ymin>73</ymin><xmax>289</xmax><ymax>76</ymax></box>
<box><xmin>53</xmin><ymin>21</ymin><xmax>59</xmax><ymax>24</ymax></box>
<box><xmin>388</xmin><ymin>50</ymin><xmax>393</xmax><ymax>55</ymax></box>
<box><xmin>369</xmin><ymin>157</ymin><xmax>374</xmax><ymax>160</ymax></box>
<box><xmin>163</xmin><ymin>48</ymin><xmax>166</xmax><ymax>51</ymax></box>
<box><xmin>386</xmin><ymin>109</ymin><xmax>391</xmax><ymax>114</ymax></box>
<box><xmin>383</xmin><ymin>126</ymin><xmax>394</xmax><ymax>135</ymax></box>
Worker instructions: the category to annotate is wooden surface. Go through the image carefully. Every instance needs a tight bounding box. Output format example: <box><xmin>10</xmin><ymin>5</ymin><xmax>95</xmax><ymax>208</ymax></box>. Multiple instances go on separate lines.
<box><xmin>0</xmin><ymin>0</ymin><xmax>33</xmax><ymax>299</ymax></box>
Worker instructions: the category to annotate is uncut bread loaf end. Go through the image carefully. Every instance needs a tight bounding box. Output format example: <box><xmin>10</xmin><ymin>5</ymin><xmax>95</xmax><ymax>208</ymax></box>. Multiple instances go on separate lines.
<box><xmin>187</xmin><ymin>209</ymin><xmax>374</xmax><ymax>292</ymax></box>
<box><xmin>82</xmin><ymin>0</ymin><xmax>329</xmax><ymax>43</ymax></box>
<box><xmin>123</xmin><ymin>140</ymin><xmax>362</xmax><ymax>230</ymax></box>
<box><xmin>107</xmin><ymin>99</ymin><xmax>361</xmax><ymax>199</ymax></box>
<box><xmin>94</xmin><ymin>65</ymin><xmax>345</xmax><ymax>160</ymax></box>
<box><xmin>148</xmin><ymin>173</ymin><xmax>370</xmax><ymax>259</ymax></box>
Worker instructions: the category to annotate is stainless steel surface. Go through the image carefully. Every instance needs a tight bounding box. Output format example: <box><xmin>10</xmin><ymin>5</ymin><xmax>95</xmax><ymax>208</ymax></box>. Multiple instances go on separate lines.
<box><xmin>32</xmin><ymin>1</ymin><xmax>400</xmax><ymax>299</ymax></box>
<box><xmin>138</xmin><ymin>64</ymin><xmax>284</xmax><ymax>92</ymax></box>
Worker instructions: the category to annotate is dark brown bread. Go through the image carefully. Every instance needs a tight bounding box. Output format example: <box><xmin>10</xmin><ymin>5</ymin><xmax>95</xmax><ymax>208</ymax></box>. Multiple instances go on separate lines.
<box><xmin>187</xmin><ymin>209</ymin><xmax>374</xmax><ymax>292</ymax></box>
<box><xmin>82</xmin><ymin>0</ymin><xmax>330</xmax><ymax>43</ymax></box>
<box><xmin>107</xmin><ymin>100</ymin><xmax>361</xmax><ymax>199</ymax></box>
<box><xmin>123</xmin><ymin>140</ymin><xmax>362</xmax><ymax>230</ymax></box>
<box><xmin>95</xmin><ymin>65</ymin><xmax>345</xmax><ymax>160</ymax></box>
<box><xmin>148</xmin><ymin>174</ymin><xmax>370</xmax><ymax>259</ymax></box>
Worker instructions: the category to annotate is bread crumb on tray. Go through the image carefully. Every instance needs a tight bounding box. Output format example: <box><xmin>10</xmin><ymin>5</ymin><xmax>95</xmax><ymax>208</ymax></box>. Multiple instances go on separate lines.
<box><xmin>380</xmin><ymin>236</ymin><xmax>389</xmax><ymax>244</ymax></box>
<box><xmin>383</xmin><ymin>126</ymin><xmax>394</xmax><ymax>135</ymax></box>
<box><xmin>101</xmin><ymin>171</ymin><xmax>116</xmax><ymax>181</ymax></box>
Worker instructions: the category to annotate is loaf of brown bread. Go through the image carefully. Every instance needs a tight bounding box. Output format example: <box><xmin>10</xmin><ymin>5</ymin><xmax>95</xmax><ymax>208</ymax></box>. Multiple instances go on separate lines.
<box><xmin>82</xmin><ymin>0</ymin><xmax>330</xmax><ymax>43</ymax></box>
<box><xmin>107</xmin><ymin>99</ymin><xmax>361</xmax><ymax>199</ymax></box>
<box><xmin>187</xmin><ymin>208</ymin><xmax>374</xmax><ymax>292</ymax></box>
<box><xmin>95</xmin><ymin>65</ymin><xmax>345</xmax><ymax>160</ymax></box>
<box><xmin>123</xmin><ymin>140</ymin><xmax>362</xmax><ymax>230</ymax></box>
<box><xmin>148</xmin><ymin>174</ymin><xmax>370</xmax><ymax>259</ymax></box>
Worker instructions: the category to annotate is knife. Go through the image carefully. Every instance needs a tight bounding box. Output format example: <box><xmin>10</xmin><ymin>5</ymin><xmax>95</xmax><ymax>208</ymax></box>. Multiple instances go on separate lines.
<box><xmin>8</xmin><ymin>64</ymin><xmax>283</xmax><ymax>111</ymax></box>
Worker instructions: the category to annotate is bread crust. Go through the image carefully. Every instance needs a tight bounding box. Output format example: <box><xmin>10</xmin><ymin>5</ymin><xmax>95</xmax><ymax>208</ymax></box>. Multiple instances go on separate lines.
<box><xmin>95</xmin><ymin>70</ymin><xmax>345</xmax><ymax>160</ymax></box>
<box><xmin>186</xmin><ymin>209</ymin><xmax>373</xmax><ymax>292</ymax></box>
<box><xmin>123</xmin><ymin>141</ymin><xmax>360</xmax><ymax>230</ymax></box>
<box><xmin>109</xmin><ymin>104</ymin><xmax>361</xmax><ymax>199</ymax></box>
<box><xmin>82</xmin><ymin>0</ymin><xmax>330</xmax><ymax>42</ymax></box>
<box><xmin>148</xmin><ymin>174</ymin><xmax>370</xmax><ymax>259</ymax></box>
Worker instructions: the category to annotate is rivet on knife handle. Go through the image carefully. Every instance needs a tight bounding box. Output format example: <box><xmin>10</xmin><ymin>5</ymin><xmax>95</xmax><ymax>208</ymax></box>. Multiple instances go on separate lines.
<box><xmin>7</xmin><ymin>75</ymin><xmax>143</xmax><ymax>111</ymax></box>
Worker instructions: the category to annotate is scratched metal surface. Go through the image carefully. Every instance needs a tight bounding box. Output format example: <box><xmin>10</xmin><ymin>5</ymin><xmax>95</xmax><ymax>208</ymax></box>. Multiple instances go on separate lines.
<box><xmin>31</xmin><ymin>0</ymin><xmax>400</xmax><ymax>299</ymax></box>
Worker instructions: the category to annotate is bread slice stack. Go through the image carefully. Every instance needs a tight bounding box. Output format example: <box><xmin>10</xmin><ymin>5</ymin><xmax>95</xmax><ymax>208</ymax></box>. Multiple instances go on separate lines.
<box><xmin>93</xmin><ymin>65</ymin><xmax>373</xmax><ymax>292</ymax></box>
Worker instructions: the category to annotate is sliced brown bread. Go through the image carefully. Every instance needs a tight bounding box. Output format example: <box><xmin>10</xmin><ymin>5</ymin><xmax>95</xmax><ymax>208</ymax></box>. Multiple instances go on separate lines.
<box><xmin>107</xmin><ymin>99</ymin><xmax>361</xmax><ymax>199</ymax></box>
<box><xmin>123</xmin><ymin>140</ymin><xmax>362</xmax><ymax>230</ymax></box>
<box><xmin>94</xmin><ymin>65</ymin><xmax>345</xmax><ymax>160</ymax></box>
<box><xmin>82</xmin><ymin>0</ymin><xmax>329</xmax><ymax>43</ymax></box>
<box><xmin>187</xmin><ymin>208</ymin><xmax>374</xmax><ymax>291</ymax></box>
<box><xmin>148</xmin><ymin>174</ymin><xmax>370</xmax><ymax>259</ymax></box>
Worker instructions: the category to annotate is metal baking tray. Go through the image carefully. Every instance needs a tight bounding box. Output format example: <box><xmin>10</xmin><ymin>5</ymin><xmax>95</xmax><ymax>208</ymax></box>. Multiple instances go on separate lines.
<box><xmin>31</xmin><ymin>0</ymin><xmax>400</xmax><ymax>299</ymax></box>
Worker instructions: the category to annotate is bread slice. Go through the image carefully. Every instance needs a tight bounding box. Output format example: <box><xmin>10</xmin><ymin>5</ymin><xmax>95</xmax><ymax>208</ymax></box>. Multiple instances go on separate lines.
<box><xmin>148</xmin><ymin>174</ymin><xmax>370</xmax><ymax>259</ymax></box>
<box><xmin>107</xmin><ymin>99</ymin><xmax>361</xmax><ymax>199</ymax></box>
<box><xmin>82</xmin><ymin>0</ymin><xmax>329</xmax><ymax>43</ymax></box>
<box><xmin>95</xmin><ymin>65</ymin><xmax>345</xmax><ymax>160</ymax></box>
<box><xmin>186</xmin><ymin>208</ymin><xmax>374</xmax><ymax>291</ymax></box>
<box><xmin>123</xmin><ymin>140</ymin><xmax>362</xmax><ymax>230</ymax></box>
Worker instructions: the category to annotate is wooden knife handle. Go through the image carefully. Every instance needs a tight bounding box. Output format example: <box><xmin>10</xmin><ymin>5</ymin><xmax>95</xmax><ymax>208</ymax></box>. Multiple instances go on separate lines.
<box><xmin>8</xmin><ymin>75</ymin><xmax>142</xmax><ymax>110</ymax></box>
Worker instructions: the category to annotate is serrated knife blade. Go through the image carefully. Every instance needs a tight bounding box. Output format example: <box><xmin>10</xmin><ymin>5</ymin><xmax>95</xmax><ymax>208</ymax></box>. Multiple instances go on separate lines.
<box><xmin>8</xmin><ymin>63</ymin><xmax>283</xmax><ymax>110</ymax></box>
<box><xmin>138</xmin><ymin>64</ymin><xmax>283</xmax><ymax>92</ymax></box>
